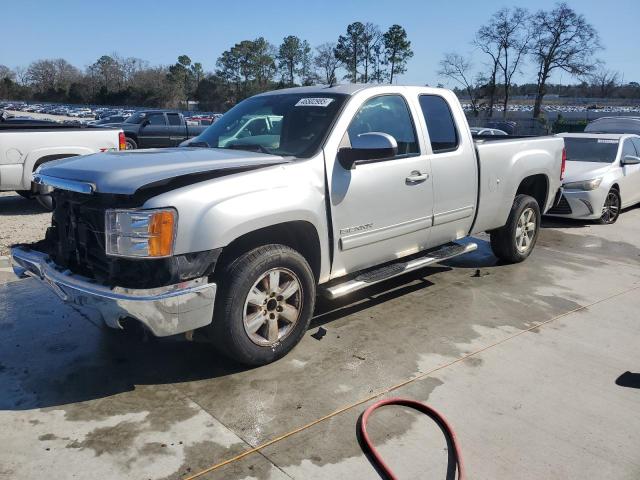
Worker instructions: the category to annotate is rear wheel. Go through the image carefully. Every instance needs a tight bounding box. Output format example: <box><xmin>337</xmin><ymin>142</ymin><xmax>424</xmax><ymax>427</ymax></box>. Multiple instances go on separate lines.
<box><xmin>125</xmin><ymin>137</ymin><xmax>137</xmax><ymax>150</ymax></box>
<box><xmin>598</xmin><ymin>188</ymin><xmax>620</xmax><ymax>224</ymax></box>
<box><xmin>490</xmin><ymin>194</ymin><xmax>540</xmax><ymax>263</ymax></box>
<box><xmin>209</xmin><ymin>244</ymin><xmax>316</xmax><ymax>366</ymax></box>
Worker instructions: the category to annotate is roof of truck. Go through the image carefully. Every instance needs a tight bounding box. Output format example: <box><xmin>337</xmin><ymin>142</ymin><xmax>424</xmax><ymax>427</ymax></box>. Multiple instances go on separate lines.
<box><xmin>557</xmin><ymin>132</ymin><xmax>638</xmax><ymax>140</ymax></box>
<box><xmin>256</xmin><ymin>84</ymin><xmax>442</xmax><ymax>97</ymax></box>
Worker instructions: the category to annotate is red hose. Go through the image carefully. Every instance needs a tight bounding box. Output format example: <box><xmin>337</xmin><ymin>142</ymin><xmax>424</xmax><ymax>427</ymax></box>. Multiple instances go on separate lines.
<box><xmin>359</xmin><ymin>398</ymin><xmax>466</xmax><ymax>480</ymax></box>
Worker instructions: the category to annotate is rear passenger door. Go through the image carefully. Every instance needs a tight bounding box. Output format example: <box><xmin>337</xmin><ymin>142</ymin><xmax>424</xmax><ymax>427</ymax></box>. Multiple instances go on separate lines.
<box><xmin>139</xmin><ymin>113</ymin><xmax>169</xmax><ymax>148</ymax></box>
<box><xmin>416</xmin><ymin>95</ymin><xmax>478</xmax><ymax>246</ymax></box>
<box><xmin>166</xmin><ymin>113</ymin><xmax>187</xmax><ymax>146</ymax></box>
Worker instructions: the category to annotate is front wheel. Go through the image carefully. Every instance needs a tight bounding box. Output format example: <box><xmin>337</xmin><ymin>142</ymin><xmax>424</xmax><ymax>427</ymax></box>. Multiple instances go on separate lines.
<box><xmin>598</xmin><ymin>188</ymin><xmax>620</xmax><ymax>224</ymax></box>
<box><xmin>490</xmin><ymin>194</ymin><xmax>541</xmax><ymax>263</ymax></box>
<box><xmin>209</xmin><ymin>244</ymin><xmax>316</xmax><ymax>366</ymax></box>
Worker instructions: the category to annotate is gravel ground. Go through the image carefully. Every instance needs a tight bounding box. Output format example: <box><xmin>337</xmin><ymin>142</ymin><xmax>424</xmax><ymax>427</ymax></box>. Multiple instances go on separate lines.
<box><xmin>0</xmin><ymin>191</ymin><xmax>51</xmax><ymax>255</ymax></box>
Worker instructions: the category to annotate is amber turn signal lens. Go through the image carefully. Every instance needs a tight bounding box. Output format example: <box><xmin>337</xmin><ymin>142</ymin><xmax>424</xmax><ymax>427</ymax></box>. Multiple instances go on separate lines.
<box><xmin>148</xmin><ymin>210</ymin><xmax>176</xmax><ymax>257</ymax></box>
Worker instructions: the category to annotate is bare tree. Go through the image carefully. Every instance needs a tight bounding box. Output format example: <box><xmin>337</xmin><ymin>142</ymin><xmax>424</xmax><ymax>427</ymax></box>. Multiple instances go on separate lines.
<box><xmin>496</xmin><ymin>8</ymin><xmax>531</xmax><ymax>116</ymax></box>
<box><xmin>438</xmin><ymin>53</ymin><xmax>480</xmax><ymax>115</ymax></box>
<box><xmin>589</xmin><ymin>67</ymin><xmax>619</xmax><ymax>98</ymax></box>
<box><xmin>314</xmin><ymin>42</ymin><xmax>340</xmax><ymax>85</ymax></box>
<box><xmin>530</xmin><ymin>3</ymin><xmax>601</xmax><ymax>118</ymax></box>
<box><xmin>360</xmin><ymin>23</ymin><xmax>382</xmax><ymax>83</ymax></box>
<box><xmin>474</xmin><ymin>23</ymin><xmax>503</xmax><ymax>117</ymax></box>
<box><xmin>0</xmin><ymin>65</ymin><xmax>15</xmax><ymax>81</ymax></box>
<box><xmin>13</xmin><ymin>66</ymin><xmax>29</xmax><ymax>85</ymax></box>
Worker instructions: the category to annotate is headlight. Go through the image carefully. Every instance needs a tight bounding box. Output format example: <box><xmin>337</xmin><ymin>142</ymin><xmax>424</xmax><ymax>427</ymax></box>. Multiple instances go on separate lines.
<box><xmin>563</xmin><ymin>178</ymin><xmax>602</xmax><ymax>191</ymax></box>
<box><xmin>105</xmin><ymin>208</ymin><xmax>177</xmax><ymax>258</ymax></box>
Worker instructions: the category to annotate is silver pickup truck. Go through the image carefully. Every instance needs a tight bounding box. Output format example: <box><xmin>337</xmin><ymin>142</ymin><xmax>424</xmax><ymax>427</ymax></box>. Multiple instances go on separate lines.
<box><xmin>12</xmin><ymin>85</ymin><xmax>564</xmax><ymax>365</ymax></box>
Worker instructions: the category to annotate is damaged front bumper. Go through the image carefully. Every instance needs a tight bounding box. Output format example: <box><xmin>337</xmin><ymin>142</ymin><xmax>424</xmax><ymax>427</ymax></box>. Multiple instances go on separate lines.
<box><xmin>11</xmin><ymin>246</ymin><xmax>217</xmax><ymax>337</ymax></box>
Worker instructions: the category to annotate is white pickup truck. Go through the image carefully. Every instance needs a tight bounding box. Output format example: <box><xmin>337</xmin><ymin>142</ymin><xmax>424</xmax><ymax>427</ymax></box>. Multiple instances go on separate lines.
<box><xmin>0</xmin><ymin>121</ymin><xmax>124</xmax><ymax>208</ymax></box>
<box><xmin>12</xmin><ymin>85</ymin><xmax>565</xmax><ymax>365</ymax></box>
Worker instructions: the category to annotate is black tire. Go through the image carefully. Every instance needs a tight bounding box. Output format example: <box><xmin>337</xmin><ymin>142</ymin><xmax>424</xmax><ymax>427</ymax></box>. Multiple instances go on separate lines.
<box><xmin>490</xmin><ymin>194</ymin><xmax>541</xmax><ymax>263</ymax></box>
<box><xmin>209</xmin><ymin>244</ymin><xmax>316</xmax><ymax>366</ymax></box>
<box><xmin>35</xmin><ymin>191</ymin><xmax>54</xmax><ymax>210</ymax></box>
<box><xmin>597</xmin><ymin>188</ymin><xmax>620</xmax><ymax>225</ymax></box>
<box><xmin>125</xmin><ymin>137</ymin><xmax>137</xmax><ymax>150</ymax></box>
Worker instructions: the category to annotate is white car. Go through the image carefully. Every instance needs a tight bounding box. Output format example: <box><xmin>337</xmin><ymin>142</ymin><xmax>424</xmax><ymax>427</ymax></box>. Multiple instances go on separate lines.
<box><xmin>469</xmin><ymin>127</ymin><xmax>508</xmax><ymax>136</ymax></box>
<box><xmin>547</xmin><ymin>133</ymin><xmax>640</xmax><ymax>224</ymax></box>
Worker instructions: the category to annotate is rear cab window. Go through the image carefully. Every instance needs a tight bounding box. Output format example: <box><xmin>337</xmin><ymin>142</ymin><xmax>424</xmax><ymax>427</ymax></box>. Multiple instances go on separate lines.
<box><xmin>418</xmin><ymin>95</ymin><xmax>459</xmax><ymax>153</ymax></box>
<box><xmin>167</xmin><ymin>113</ymin><xmax>182</xmax><ymax>126</ymax></box>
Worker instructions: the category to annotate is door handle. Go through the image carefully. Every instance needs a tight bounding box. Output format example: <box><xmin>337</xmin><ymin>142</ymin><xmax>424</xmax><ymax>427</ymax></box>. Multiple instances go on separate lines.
<box><xmin>406</xmin><ymin>171</ymin><xmax>429</xmax><ymax>184</ymax></box>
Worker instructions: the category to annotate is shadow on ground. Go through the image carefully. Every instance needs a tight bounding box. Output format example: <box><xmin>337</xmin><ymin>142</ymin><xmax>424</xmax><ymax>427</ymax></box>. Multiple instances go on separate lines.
<box><xmin>0</xmin><ymin>241</ymin><xmax>504</xmax><ymax>412</ymax></box>
<box><xmin>0</xmin><ymin>193</ymin><xmax>47</xmax><ymax>215</ymax></box>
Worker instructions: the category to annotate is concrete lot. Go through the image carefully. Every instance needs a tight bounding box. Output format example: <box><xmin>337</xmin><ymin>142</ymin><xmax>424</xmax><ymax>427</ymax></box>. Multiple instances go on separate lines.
<box><xmin>1</xmin><ymin>206</ymin><xmax>639</xmax><ymax>479</ymax></box>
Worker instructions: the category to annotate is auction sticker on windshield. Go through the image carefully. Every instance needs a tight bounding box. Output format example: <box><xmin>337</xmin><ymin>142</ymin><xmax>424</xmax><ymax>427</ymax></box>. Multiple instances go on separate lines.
<box><xmin>295</xmin><ymin>97</ymin><xmax>335</xmax><ymax>107</ymax></box>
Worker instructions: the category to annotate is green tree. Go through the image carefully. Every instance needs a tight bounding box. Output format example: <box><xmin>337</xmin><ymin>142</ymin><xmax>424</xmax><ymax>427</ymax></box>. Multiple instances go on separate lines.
<box><xmin>277</xmin><ymin>35</ymin><xmax>303</xmax><ymax>86</ymax></box>
<box><xmin>335</xmin><ymin>22</ymin><xmax>365</xmax><ymax>82</ymax></box>
<box><xmin>383</xmin><ymin>25</ymin><xmax>413</xmax><ymax>84</ymax></box>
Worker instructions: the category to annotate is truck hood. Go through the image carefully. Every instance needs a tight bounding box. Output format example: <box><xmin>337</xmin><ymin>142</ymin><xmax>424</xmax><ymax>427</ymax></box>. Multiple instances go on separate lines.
<box><xmin>37</xmin><ymin>147</ymin><xmax>289</xmax><ymax>195</ymax></box>
<box><xmin>563</xmin><ymin>161</ymin><xmax>613</xmax><ymax>183</ymax></box>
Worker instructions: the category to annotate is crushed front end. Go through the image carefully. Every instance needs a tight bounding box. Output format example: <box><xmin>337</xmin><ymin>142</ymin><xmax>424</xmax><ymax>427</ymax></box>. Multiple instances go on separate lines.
<box><xmin>11</xmin><ymin>189</ymin><xmax>219</xmax><ymax>336</ymax></box>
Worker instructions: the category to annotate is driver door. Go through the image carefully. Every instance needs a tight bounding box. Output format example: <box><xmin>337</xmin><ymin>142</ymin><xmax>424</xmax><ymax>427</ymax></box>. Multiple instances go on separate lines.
<box><xmin>327</xmin><ymin>94</ymin><xmax>433</xmax><ymax>277</ymax></box>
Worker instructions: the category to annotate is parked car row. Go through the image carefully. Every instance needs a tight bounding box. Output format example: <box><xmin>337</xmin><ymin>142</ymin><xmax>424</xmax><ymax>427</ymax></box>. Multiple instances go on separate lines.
<box><xmin>460</xmin><ymin>103</ymin><xmax>640</xmax><ymax>114</ymax></box>
<box><xmin>0</xmin><ymin>101</ymin><xmax>222</xmax><ymax>125</ymax></box>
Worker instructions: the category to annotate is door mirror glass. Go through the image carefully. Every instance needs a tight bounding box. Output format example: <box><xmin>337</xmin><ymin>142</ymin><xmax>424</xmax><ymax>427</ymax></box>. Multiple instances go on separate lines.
<box><xmin>338</xmin><ymin>132</ymin><xmax>398</xmax><ymax>169</ymax></box>
<box><xmin>622</xmin><ymin>154</ymin><xmax>640</xmax><ymax>165</ymax></box>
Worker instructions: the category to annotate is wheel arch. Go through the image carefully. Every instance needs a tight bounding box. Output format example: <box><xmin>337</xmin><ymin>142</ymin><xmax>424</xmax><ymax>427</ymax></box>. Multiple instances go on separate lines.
<box><xmin>216</xmin><ymin>221</ymin><xmax>322</xmax><ymax>282</ymax></box>
<box><xmin>515</xmin><ymin>174</ymin><xmax>549</xmax><ymax>212</ymax></box>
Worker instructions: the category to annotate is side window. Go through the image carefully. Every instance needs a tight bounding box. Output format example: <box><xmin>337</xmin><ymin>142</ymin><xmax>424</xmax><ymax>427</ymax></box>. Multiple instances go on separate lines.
<box><xmin>631</xmin><ymin>138</ymin><xmax>640</xmax><ymax>157</ymax></box>
<box><xmin>622</xmin><ymin>139</ymin><xmax>637</xmax><ymax>158</ymax></box>
<box><xmin>347</xmin><ymin>95</ymin><xmax>419</xmax><ymax>156</ymax></box>
<box><xmin>167</xmin><ymin>113</ymin><xmax>181</xmax><ymax>126</ymax></box>
<box><xmin>418</xmin><ymin>95</ymin><xmax>459</xmax><ymax>153</ymax></box>
<box><xmin>147</xmin><ymin>113</ymin><xmax>166</xmax><ymax>126</ymax></box>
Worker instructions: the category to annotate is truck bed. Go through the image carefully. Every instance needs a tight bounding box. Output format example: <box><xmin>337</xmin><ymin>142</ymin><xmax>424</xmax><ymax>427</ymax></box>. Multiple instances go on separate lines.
<box><xmin>471</xmin><ymin>135</ymin><xmax>564</xmax><ymax>233</ymax></box>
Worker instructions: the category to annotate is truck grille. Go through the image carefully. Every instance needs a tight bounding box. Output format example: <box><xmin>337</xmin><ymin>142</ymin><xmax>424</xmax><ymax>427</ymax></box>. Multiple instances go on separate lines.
<box><xmin>43</xmin><ymin>190</ymin><xmax>217</xmax><ymax>289</ymax></box>
<box><xmin>547</xmin><ymin>195</ymin><xmax>572</xmax><ymax>215</ymax></box>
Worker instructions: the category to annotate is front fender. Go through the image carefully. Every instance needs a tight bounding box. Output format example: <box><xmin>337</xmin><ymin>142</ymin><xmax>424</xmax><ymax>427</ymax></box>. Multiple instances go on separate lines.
<box><xmin>143</xmin><ymin>161</ymin><xmax>330</xmax><ymax>278</ymax></box>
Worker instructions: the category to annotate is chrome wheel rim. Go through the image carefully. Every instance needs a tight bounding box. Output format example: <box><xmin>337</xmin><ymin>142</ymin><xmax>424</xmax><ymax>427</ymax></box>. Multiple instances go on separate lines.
<box><xmin>601</xmin><ymin>192</ymin><xmax>619</xmax><ymax>223</ymax></box>
<box><xmin>515</xmin><ymin>207</ymin><xmax>536</xmax><ymax>253</ymax></box>
<box><xmin>243</xmin><ymin>268</ymin><xmax>302</xmax><ymax>346</ymax></box>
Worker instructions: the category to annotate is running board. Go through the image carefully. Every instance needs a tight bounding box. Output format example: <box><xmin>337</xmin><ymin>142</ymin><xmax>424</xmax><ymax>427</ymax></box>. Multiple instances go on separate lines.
<box><xmin>322</xmin><ymin>242</ymin><xmax>478</xmax><ymax>300</ymax></box>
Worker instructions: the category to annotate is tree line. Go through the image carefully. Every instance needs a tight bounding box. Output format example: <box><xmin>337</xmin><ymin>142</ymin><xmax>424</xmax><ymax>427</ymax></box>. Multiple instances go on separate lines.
<box><xmin>0</xmin><ymin>4</ymin><xmax>637</xmax><ymax>116</ymax></box>
<box><xmin>0</xmin><ymin>22</ymin><xmax>412</xmax><ymax>112</ymax></box>
<box><xmin>438</xmin><ymin>2</ymin><xmax>638</xmax><ymax>118</ymax></box>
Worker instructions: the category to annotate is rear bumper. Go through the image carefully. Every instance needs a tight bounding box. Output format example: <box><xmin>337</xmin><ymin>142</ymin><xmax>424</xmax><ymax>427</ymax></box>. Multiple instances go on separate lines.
<box><xmin>11</xmin><ymin>246</ymin><xmax>216</xmax><ymax>336</ymax></box>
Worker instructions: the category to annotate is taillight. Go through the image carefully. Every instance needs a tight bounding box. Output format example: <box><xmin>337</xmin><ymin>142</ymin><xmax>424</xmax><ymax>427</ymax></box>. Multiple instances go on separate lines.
<box><xmin>119</xmin><ymin>131</ymin><xmax>126</xmax><ymax>150</ymax></box>
<box><xmin>561</xmin><ymin>147</ymin><xmax>566</xmax><ymax>180</ymax></box>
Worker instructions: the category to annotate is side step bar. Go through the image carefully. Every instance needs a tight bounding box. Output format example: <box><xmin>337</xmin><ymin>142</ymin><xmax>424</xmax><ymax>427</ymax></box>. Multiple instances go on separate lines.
<box><xmin>322</xmin><ymin>242</ymin><xmax>478</xmax><ymax>300</ymax></box>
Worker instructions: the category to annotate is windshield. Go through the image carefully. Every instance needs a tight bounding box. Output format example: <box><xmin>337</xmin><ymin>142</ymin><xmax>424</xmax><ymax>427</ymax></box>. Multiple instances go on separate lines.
<box><xmin>564</xmin><ymin>137</ymin><xmax>619</xmax><ymax>163</ymax></box>
<box><xmin>193</xmin><ymin>93</ymin><xmax>347</xmax><ymax>158</ymax></box>
<box><xmin>125</xmin><ymin>112</ymin><xmax>146</xmax><ymax>124</ymax></box>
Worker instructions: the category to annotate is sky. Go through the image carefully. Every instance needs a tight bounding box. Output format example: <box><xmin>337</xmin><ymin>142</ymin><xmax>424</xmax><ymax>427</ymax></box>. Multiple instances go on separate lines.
<box><xmin>1</xmin><ymin>0</ymin><xmax>637</xmax><ymax>87</ymax></box>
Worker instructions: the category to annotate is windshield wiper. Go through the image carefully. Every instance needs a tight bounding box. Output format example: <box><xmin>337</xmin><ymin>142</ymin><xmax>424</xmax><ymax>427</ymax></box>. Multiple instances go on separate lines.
<box><xmin>227</xmin><ymin>143</ymin><xmax>272</xmax><ymax>154</ymax></box>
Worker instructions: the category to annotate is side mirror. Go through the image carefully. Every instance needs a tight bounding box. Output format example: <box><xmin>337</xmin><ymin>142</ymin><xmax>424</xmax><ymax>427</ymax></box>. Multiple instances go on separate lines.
<box><xmin>337</xmin><ymin>132</ymin><xmax>398</xmax><ymax>170</ymax></box>
<box><xmin>622</xmin><ymin>154</ymin><xmax>640</xmax><ymax>166</ymax></box>
<box><xmin>141</xmin><ymin>119</ymin><xmax>150</xmax><ymax>127</ymax></box>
